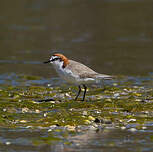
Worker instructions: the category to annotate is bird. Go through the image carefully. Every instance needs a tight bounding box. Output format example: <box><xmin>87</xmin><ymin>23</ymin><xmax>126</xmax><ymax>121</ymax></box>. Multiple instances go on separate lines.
<box><xmin>44</xmin><ymin>53</ymin><xmax>113</xmax><ymax>101</ymax></box>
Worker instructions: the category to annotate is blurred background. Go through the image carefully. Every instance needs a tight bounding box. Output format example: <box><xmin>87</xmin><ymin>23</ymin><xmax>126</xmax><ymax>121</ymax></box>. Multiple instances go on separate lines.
<box><xmin>0</xmin><ymin>0</ymin><xmax>153</xmax><ymax>80</ymax></box>
<box><xmin>0</xmin><ymin>1</ymin><xmax>153</xmax><ymax>151</ymax></box>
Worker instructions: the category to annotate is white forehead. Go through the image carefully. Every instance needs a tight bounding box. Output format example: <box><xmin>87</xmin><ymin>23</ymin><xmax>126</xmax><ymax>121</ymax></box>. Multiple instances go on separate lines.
<box><xmin>50</xmin><ymin>55</ymin><xmax>61</xmax><ymax>61</ymax></box>
<box><xmin>50</xmin><ymin>55</ymin><xmax>58</xmax><ymax>59</ymax></box>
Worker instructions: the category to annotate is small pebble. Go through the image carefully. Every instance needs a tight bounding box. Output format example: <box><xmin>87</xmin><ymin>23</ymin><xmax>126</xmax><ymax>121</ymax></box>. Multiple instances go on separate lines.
<box><xmin>129</xmin><ymin>128</ymin><xmax>137</xmax><ymax>132</ymax></box>
<box><xmin>5</xmin><ymin>142</ymin><xmax>11</xmax><ymax>145</ymax></box>
<box><xmin>65</xmin><ymin>93</ymin><xmax>71</xmax><ymax>97</ymax></box>
<box><xmin>88</xmin><ymin>125</ymin><xmax>97</xmax><ymax>130</ymax></box>
<box><xmin>113</xmin><ymin>83</ymin><xmax>118</xmax><ymax>86</ymax></box>
<box><xmin>50</xmin><ymin>125</ymin><xmax>57</xmax><ymax>129</ymax></box>
<box><xmin>47</xmin><ymin>84</ymin><xmax>51</xmax><ymax>87</ymax></box>
<box><xmin>123</xmin><ymin>89</ymin><xmax>128</xmax><ymax>92</ymax></box>
<box><xmin>66</xmin><ymin>125</ymin><xmax>76</xmax><ymax>131</ymax></box>
<box><xmin>50</xmin><ymin>101</ymin><xmax>55</xmax><ymax>104</ymax></box>
<box><xmin>3</xmin><ymin>108</ymin><xmax>7</xmax><ymax>112</ymax></box>
<box><xmin>88</xmin><ymin>116</ymin><xmax>95</xmax><ymax>121</ymax></box>
<box><xmin>82</xmin><ymin>111</ymin><xmax>88</xmax><ymax>116</ymax></box>
<box><xmin>44</xmin><ymin>113</ymin><xmax>47</xmax><ymax>117</ymax></box>
<box><xmin>127</xmin><ymin>119</ymin><xmax>136</xmax><ymax>122</ymax></box>
<box><xmin>95</xmin><ymin>111</ymin><xmax>101</xmax><ymax>114</ymax></box>
<box><xmin>35</xmin><ymin>109</ymin><xmax>40</xmax><ymax>113</ymax></box>
<box><xmin>114</xmin><ymin>93</ymin><xmax>120</xmax><ymax>97</ymax></box>
<box><xmin>48</xmin><ymin>129</ymin><xmax>52</xmax><ymax>132</ymax></box>
<box><xmin>119</xmin><ymin>119</ymin><xmax>123</xmax><ymax>123</ymax></box>
<box><xmin>14</xmin><ymin>95</ymin><xmax>20</xmax><ymax>99</ymax></box>
<box><xmin>84</xmin><ymin>120</ymin><xmax>91</xmax><ymax>125</ymax></box>
<box><xmin>105</xmin><ymin>98</ymin><xmax>112</xmax><ymax>102</ymax></box>
<box><xmin>135</xmin><ymin>99</ymin><xmax>142</xmax><ymax>102</ymax></box>
<box><xmin>20</xmin><ymin>120</ymin><xmax>27</xmax><ymax>123</ymax></box>
<box><xmin>121</xmin><ymin>126</ymin><xmax>126</xmax><ymax>130</ymax></box>
<box><xmin>26</xmin><ymin>126</ymin><xmax>32</xmax><ymax>129</ymax></box>
<box><xmin>142</xmin><ymin>126</ymin><xmax>147</xmax><ymax>130</ymax></box>
<box><xmin>22</xmin><ymin>107</ymin><xmax>30</xmax><ymax>113</ymax></box>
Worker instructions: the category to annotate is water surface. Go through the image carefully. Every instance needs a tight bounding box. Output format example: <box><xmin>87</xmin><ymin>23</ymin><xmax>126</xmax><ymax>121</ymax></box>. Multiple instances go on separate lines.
<box><xmin>0</xmin><ymin>0</ymin><xmax>153</xmax><ymax>151</ymax></box>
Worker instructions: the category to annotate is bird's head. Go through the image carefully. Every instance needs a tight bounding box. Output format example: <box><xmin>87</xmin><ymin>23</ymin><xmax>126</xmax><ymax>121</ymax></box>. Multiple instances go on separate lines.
<box><xmin>44</xmin><ymin>53</ymin><xmax>69</xmax><ymax>69</ymax></box>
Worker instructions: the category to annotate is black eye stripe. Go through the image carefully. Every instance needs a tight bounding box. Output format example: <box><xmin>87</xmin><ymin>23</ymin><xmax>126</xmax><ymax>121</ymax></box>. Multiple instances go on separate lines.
<box><xmin>53</xmin><ymin>58</ymin><xmax>59</xmax><ymax>61</ymax></box>
<box><xmin>52</xmin><ymin>57</ymin><xmax>62</xmax><ymax>61</ymax></box>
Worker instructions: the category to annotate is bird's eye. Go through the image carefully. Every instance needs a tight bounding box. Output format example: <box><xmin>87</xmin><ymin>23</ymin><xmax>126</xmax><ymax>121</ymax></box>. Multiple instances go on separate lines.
<box><xmin>54</xmin><ymin>58</ymin><xmax>59</xmax><ymax>61</ymax></box>
<box><xmin>51</xmin><ymin>57</ymin><xmax>61</xmax><ymax>62</ymax></box>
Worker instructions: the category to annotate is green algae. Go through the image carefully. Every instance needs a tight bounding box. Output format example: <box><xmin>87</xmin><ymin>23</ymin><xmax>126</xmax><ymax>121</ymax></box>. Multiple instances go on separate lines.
<box><xmin>0</xmin><ymin>75</ymin><xmax>152</xmax><ymax>133</ymax></box>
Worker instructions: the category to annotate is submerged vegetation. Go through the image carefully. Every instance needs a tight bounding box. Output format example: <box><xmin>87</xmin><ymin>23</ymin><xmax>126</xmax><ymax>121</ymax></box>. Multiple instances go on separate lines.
<box><xmin>0</xmin><ymin>73</ymin><xmax>152</xmax><ymax>145</ymax></box>
<box><xmin>0</xmin><ymin>74</ymin><xmax>152</xmax><ymax>128</ymax></box>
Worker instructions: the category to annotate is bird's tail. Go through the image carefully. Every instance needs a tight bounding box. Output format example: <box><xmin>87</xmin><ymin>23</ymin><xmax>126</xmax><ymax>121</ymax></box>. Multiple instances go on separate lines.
<box><xmin>96</xmin><ymin>74</ymin><xmax>114</xmax><ymax>80</ymax></box>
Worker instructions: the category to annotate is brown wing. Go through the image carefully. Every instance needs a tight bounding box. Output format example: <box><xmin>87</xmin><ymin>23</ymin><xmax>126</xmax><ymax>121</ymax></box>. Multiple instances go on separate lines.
<box><xmin>66</xmin><ymin>60</ymin><xmax>99</xmax><ymax>78</ymax></box>
<box><xmin>67</xmin><ymin>60</ymin><xmax>112</xmax><ymax>79</ymax></box>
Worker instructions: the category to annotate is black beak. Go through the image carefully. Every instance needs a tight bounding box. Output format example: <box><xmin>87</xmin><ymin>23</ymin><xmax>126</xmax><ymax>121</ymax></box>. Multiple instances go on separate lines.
<box><xmin>43</xmin><ymin>60</ymin><xmax>50</xmax><ymax>64</ymax></box>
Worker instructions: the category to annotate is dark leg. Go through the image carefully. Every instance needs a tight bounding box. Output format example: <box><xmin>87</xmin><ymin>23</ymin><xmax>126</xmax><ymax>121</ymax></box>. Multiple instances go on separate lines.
<box><xmin>82</xmin><ymin>84</ymin><xmax>87</xmax><ymax>101</ymax></box>
<box><xmin>102</xmin><ymin>79</ymin><xmax>106</xmax><ymax>91</ymax></box>
<box><xmin>75</xmin><ymin>85</ymin><xmax>81</xmax><ymax>100</ymax></box>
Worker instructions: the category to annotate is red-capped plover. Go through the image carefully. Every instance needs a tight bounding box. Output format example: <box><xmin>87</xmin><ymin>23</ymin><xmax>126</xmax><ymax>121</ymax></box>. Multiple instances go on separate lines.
<box><xmin>44</xmin><ymin>53</ymin><xmax>112</xmax><ymax>101</ymax></box>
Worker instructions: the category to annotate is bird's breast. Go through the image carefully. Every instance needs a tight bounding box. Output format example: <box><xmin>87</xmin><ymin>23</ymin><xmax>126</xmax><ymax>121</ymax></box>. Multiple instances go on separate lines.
<box><xmin>55</xmin><ymin>67</ymin><xmax>78</xmax><ymax>84</ymax></box>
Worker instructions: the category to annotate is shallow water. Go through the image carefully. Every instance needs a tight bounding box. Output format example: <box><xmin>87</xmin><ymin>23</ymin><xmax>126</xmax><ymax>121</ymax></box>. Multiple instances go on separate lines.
<box><xmin>0</xmin><ymin>0</ymin><xmax>153</xmax><ymax>151</ymax></box>
<box><xmin>0</xmin><ymin>126</ymin><xmax>153</xmax><ymax>152</ymax></box>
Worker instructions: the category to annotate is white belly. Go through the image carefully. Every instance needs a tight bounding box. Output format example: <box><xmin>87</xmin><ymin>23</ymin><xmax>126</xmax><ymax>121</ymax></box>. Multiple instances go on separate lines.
<box><xmin>56</xmin><ymin>69</ymin><xmax>96</xmax><ymax>85</ymax></box>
